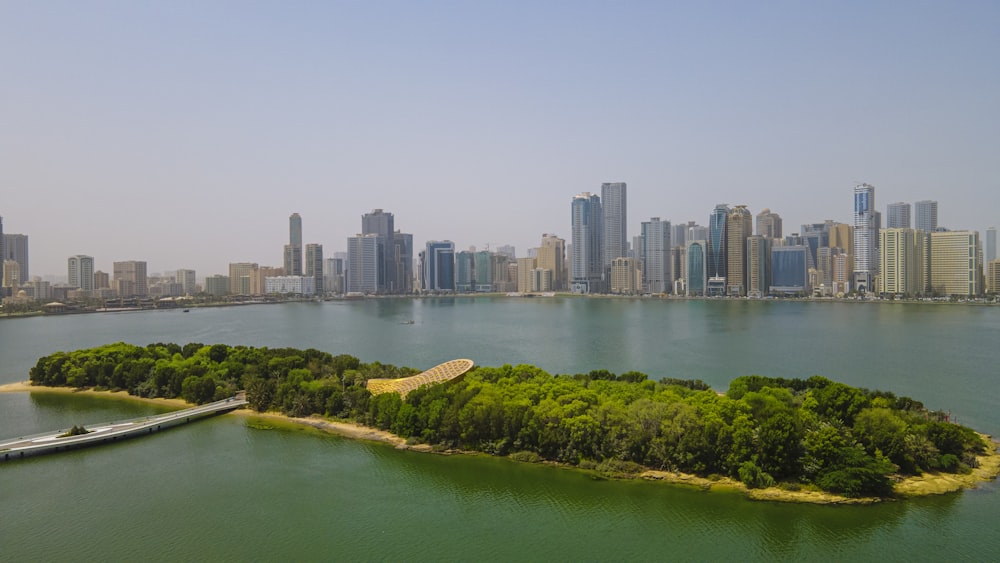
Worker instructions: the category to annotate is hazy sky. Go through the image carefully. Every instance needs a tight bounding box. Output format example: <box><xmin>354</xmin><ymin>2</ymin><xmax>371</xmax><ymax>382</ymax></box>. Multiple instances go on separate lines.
<box><xmin>3</xmin><ymin>1</ymin><xmax>998</xmax><ymax>279</ymax></box>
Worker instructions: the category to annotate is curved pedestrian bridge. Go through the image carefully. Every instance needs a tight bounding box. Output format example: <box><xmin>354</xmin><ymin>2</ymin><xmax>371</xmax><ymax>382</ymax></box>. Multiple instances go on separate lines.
<box><xmin>0</xmin><ymin>394</ymin><xmax>247</xmax><ymax>461</ymax></box>
<box><xmin>366</xmin><ymin>359</ymin><xmax>474</xmax><ymax>398</ymax></box>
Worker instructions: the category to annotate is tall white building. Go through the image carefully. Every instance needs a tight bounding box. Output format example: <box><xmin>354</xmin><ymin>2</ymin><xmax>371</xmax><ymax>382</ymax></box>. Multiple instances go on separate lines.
<box><xmin>641</xmin><ymin>217</ymin><xmax>672</xmax><ymax>294</ymax></box>
<box><xmin>853</xmin><ymin>183</ymin><xmax>877</xmax><ymax>292</ymax></box>
<box><xmin>68</xmin><ymin>255</ymin><xmax>95</xmax><ymax>292</ymax></box>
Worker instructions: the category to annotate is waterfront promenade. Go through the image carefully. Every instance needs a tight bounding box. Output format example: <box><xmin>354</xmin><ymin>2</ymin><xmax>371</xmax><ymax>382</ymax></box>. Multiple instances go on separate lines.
<box><xmin>0</xmin><ymin>394</ymin><xmax>246</xmax><ymax>461</ymax></box>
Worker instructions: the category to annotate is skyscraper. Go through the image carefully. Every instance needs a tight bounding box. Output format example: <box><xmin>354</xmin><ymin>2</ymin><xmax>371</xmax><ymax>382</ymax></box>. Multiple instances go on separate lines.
<box><xmin>771</xmin><ymin>246</ymin><xmax>809</xmax><ymax>295</ymax></box>
<box><xmin>986</xmin><ymin>227</ymin><xmax>997</xmax><ymax>263</ymax></box>
<box><xmin>347</xmin><ymin>234</ymin><xmax>379</xmax><ymax>294</ymax></box>
<box><xmin>930</xmin><ymin>231</ymin><xmax>982</xmax><ymax>296</ymax></box>
<box><xmin>284</xmin><ymin>213</ymin><xmax>303</xmax><ymax>276</ymax></box>
<box><xmin>455</xmin><ymin>251</ymin><xmax>474</xmax><ymax>292</ymax></box>
<box><xmin>571</xmin><ymin>192</ymin><xmax>603</xmax><ymax>293</ymax></box>
<box><xmin>685</xmin><ymin>240</ymin><xmax>707</xmax><ymax>296</ymax></box>
<box><xmin>886</xmin><ymin>202</ymin><xmax>912</xmax><ymax>229</ymax></box>
<box><xmin>915</xmin><ymin>200</ymin><xmax>938</xmax><ymax>232</ymax></box>
<box><xmin>641</xmin><ymin>218</ymin><xmax>671</xmax><ymax>294</ymax></box>
<box><xmin>393</xmin><ymin>231</ymin><xmax>413</xmax><ymax>294</ymax></box>
<box><xmin>746</xmin><ymin>235</ymin><xmax>771</xmax><ymax>298</ymax></box>
<box><xmin>756</xmin><ymin>208</ymin><xmax>783</xmax><ymax>240</ymax></box>
<box><xmin>707</xmin><ymin>204</ymin><xmax>729</xmax><ymax>295</ymax></box>
<box><xmin>68</xmin><ymin>255</ymin><xmax>95</xmax><ymax>291</ymax></box>
<box><xmin>4</xmin><ymin>234</ymin><xmax>28</xmax><ymax>281</ymax></box>
<box><xmin>0</xmin><ymin>214</ymin><xmax>4</xmax><ymax>270</ymax></box>
<box><xmin>175</xmin><ymin>269</ymin><xmax>197</xmax><ymax>295</ymax></box>
<box><xmin>601</xmin><ymin>182</ymin><xmax>627</xmax><ymax>288</ymax></box>
<box><xmin>879</xmin><ymin>228</ymin><xmax>921</xmax><ymax>297</ymax></box>
<box><xmin>423</xmin><ymin>241</ymin><xmax>455</xmax><ymax>292</ymax></box>
<box><xmin>726</xmin><ymin>206</ymin><xmax>752</xmax><ymax>296</ymax></box>
<box><xmin>305</xmin><ymin>243</ymin><xmax>324</xmax><ymax>294</ymax></box>
<box><xmin>113</xmin><ymin>261</ymin><xmax>148</xmax><ymax>297</ymax></box>
<box><xmin>362</xmin><ymin>209</ymin><xmax>396</xmax><ymax>293</ymax></box>
<box><xmin>228</xmin><ymin>262</ymin><xmax>258</xmax><ymax>295</ymax></box>
<box><xmin>536</xmin><ymin>234</ymin><xmax>566</xmax><ymax>290</ymax></box>
<box><xmin>853</xmin><ymin>183</ymin><xmax>877</xmax><ymax>292</ymax></box>
<box><xmin>474</xmin><ymin>251</ymin><xmax>493</xmax><ymax>292</ymax></box>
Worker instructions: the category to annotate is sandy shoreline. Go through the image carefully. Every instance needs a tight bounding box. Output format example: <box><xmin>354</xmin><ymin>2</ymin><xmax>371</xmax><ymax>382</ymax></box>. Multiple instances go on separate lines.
<box><xmin>4</xmin><ymin>381</ymin><xmax>998</xmax><ymax>503</ymax></box>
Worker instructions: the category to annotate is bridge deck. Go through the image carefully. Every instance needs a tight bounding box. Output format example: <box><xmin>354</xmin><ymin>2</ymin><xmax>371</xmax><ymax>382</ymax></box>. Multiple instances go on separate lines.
<box><xmin>0</xmin><ymin>395</ymin><xmax>247</xmax><ymax>461</ymax></box>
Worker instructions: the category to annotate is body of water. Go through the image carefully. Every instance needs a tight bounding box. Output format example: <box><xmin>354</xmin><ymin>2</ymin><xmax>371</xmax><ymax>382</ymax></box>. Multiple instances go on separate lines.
<box><xmin>2</xmin><ymin>298</ymin><xmax>998</xmax><ymax>560</ymax></box>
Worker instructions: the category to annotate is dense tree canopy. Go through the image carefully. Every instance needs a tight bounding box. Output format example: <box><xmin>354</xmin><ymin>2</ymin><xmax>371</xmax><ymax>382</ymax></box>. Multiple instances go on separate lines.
<box><xmin>30</xmin><ymin>343</ymin><xmax>988</xmax><ymax>498</ymax></box>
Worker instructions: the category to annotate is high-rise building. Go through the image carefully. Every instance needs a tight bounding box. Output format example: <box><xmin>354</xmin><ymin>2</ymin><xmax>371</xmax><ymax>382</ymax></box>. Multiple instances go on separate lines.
<box><xmin>707</xmin><ymin>204</ymin><xmax>729</xmax><ymax>295</ymax></box>
<box><xmin>756</xmin><ymin>209</ymin><xmax>783</xmax><ymax>240</ymax></box>
<box><xmin>687</xmin><ymin>223</ymin><xmax>709</xmax><ymax>244</ymax></box>
<box><xmin>423</xmin><ymin>241</ymin><xmax>455</xmax><ymax>292</ymax></box>
<box><xmin>987</xmin><ymin>227</ymin><xmax>997</xmax><ymax>263</ymax></box>
<box><xmin>531</xmin><ymin>268</ymin><xmax>553</xmax><ymax>292</ymax></box>
<box><xmin>4</xmin><ymin>234</ymin><xmax>28</xmax><ymax>281</ymax></box>
<box><xmin>2</xmin><ymin>260</ymin><xmax>19</xmax><ymax>289</ymax></box>
<box><xmin>671</xmin><ymin>223</ymin><xmax>688</xmax><ymax>249</ymax></box>
<box><xmin>362</xmin><ymin>209</ymin><xmax>395</xmax><ymax>293</ymax></box>
<box><xmin>771</xmin><ymin>246</ymin><xmax>809</xmax><ymax>295</ymax></box>
<box><xmin>284</xmin><ymin>213</ymin><xmax>303</xmax><ymax>276</ymax></box>
<box><xmin>746</xmin><ymin>236</ymin><xmax>770</xmax><ymax>298</ymax></box>
<box><xmin>601</xmin><ymin>182</ymin><xmax>627</xmax><ymax>287</ymax></box>
<box><xmin>68</xmin><ymin>255</ymin><xmax>95</xmax><ymax>292</ymax></box>
<box><xmin>536</xmin><ymin>234</ymin><xmax>566</xmax><ymax>291</ymax></box>
<box><xmin>915</xmin><ymin>200</ymin><xmax>938</xmax><ymax>232</ymax></box>
<box><xmin>610</xmin><ymin>257</ymin><xmax>640</xmax><ymax>295</ymax></box>
<box><xmin>829</xmin><ymin>222</ymin><xmax>854</xmax><ymax>257</ymax></box>
<box><xmin>726</xmin><ymin>206</ymin><xmax>752</xmax><ymax>296</ymax></box>
<box><xmin>886</xmin><ymin>202</ymin><xmax>912</xmax><ymax>229</ymax></box>
<box><xmin>94</xmin><ymin>270</ymin><xmax>110</xmax><ymax>289</ymax></box>
<box><xmin>930</xmin><ymin>231</ymin><xmax>982</xmax><ymax>296</ymax></box>
<box><xmin>113</xmin><ymin>261</ymin><xmax>148</xmax><ymax>297</ymax></box>
<box><xmin>853</xmin><ymin>183</ymin><xmax>877</xmax><ymax>292</ymax></box>
<box><xmin>571</xmin><ymin>192</ymin><xmax>603</xmax><ymax>293</ymax></box>
<box><xmin>474</xmin><ymin>251</ymin><xmax>493</xmax><ymax>292</ymax></box>
<box><xmin>831</xmin><ymin>251</ymin><xmax>852</xmax><ymax>295</ymax></box>
<box><xmin>800</xmin><ymin>221</ymin><xmax>834</xmax><ymax>270</ymax></box>
<box><xmin>641</xmin><ymin>218</ymin><xmax>671</xmax><ymax>294</ymax></box>
<box><xmin>516</xmin><ymin>257</ymin><xmax>536</xmax><ymax>293</ymax></box>
<box><xmin>685</xmin><ymin>240</ymin><xmax>707</xmax><ymax>296</ymax></box>
<box><xmin>495</xmin><ymin>245</ymin><xmax>516</xmax><ymax>260</ymax></box>
<box><xmin>347</xmin><ymin>234</ymin><xmax>380</xmax><ymax>294</ymax></box>
<box><xmin>324</xmin><ymin>258</ymin><xmax>345</xmax><ymax>294</ymax></box>
<box><xmin>455</xmin><ymin>251</ymin><xmax>474</xmax><ymax>292</ymax></box>
<box><xmin>175</xmin><ymin>269</ymin><xmax>196</xmax><ymax>295</ymax></box>
<box><xmin>879</xmin><ymin>228</ymin><xmax>921</xmax><ymax>297</ymax></box>
<box><xmin>0</xmin><ymin>214</ymin><xmax>4</xmax><ymax>270</ymax></box>
<box><xmin>987</xmin><ymin>260</ymin><xmax>1000</xmax><ymax>295</ymax></box>
<box><xmin>228</xmin><ymin>262</ymin><xmax>257</xmax><ymax>295</ymax></box>
<box><xmin>305</xmin><ymin>243</ymin><xmax>324</xmax><ymax>294</ymax></box>
<box><xmin>205</xmin><ymin>275</ymin><xmax>230</xmax><ymax>296</ymax></box>
<box><xmin>393</xmin><ymin>232</ymin><xmax>413</xmax><ymax>294</ymax></box>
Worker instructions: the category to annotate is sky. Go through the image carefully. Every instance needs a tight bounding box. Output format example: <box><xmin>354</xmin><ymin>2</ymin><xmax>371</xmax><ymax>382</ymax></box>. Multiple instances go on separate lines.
<box><xmin>3</xmin><ymin>1</ymin><xmax>998</xmax><ymax>280</ymax></box>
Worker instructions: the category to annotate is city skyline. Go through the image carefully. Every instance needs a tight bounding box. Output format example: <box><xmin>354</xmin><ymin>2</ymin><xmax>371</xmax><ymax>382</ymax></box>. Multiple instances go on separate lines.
<box><xmin>3</xmin><ymin>3</ymin><xmax>998</xmax><ymax>278</ymax></box>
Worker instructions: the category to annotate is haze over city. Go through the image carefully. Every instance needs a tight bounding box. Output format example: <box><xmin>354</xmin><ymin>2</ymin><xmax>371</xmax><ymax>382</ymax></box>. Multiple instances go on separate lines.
<box><xmin>3</xmin><ymin>2</ymin><xmax>997</xmax><ymax>278</ymax></box>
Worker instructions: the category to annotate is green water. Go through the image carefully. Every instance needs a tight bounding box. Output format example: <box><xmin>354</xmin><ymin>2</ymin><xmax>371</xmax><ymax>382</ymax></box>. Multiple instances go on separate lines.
<box><xmin>2</xmin><ymin>298</ymin><xmax>999</xmax><ymax>560</ymax></box>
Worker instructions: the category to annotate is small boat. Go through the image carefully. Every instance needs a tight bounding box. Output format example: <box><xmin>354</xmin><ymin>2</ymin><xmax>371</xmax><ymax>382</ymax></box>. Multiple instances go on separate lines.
<box><xmin>183</xmin><ymin>309</ymin><xmax>190</xmax><ymax>313</ymax></box>
<box><xmin>400</xmin><ymin>320</ymin><xmax>414</xmax><ymax>325</ymax></box>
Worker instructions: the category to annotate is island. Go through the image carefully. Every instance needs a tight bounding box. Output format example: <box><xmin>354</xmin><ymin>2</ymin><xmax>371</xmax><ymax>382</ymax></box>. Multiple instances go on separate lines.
<box><xmin>18</xmin><ymin>342</ymin><xmax>1000</xmax><ymax>503</ymax></box>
